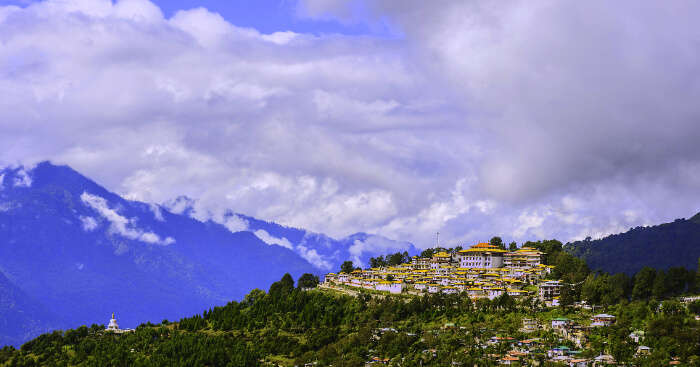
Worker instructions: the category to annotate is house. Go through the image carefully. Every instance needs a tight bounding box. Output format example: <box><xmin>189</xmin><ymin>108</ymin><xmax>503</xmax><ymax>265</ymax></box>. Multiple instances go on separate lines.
<box><xmin>375</xmin><ymin>281</ymin><xmax>404</xmax><ymax>294</ymax></box>
<box><xmin>635</xmin><ymin>346</ymin><xmax>651</xmax><ymax>356</ymax></box>
<box><xmin>500</xmin><ymin>356</ymin><xmax>519</xmax><ymax>365</ymax></box>
<box><xmin>551</xmin><ymin>317</ymin><xmax>571</xmax><ymax>328</ymax></box>
<box><xmin>487</xmin><ymin>287</ymin><xmax>505</xmax><ymax>300</ymax></box>
<box><xmin>593</xmin><ymin>354</ymin><xmax>615</xmax><ymax>366</ymax></box>
<box><xmin>629</xmin><ymin>330</ymin><xmax>644</xmax><ymax>343</ymax></box>
<box><xmin>428</xmin><ymin>284</ymin><xmax>441</xmax><ymax>293</ymax></box>
<box><xmin>569</xmin><ymin>359</ymin><xmax>589</xmax><ymax>367</ymax></box>
<box><xmin>521</xmin><ymin>318</ymin><xmax>538</xmax><ymax>333</ymax></box>
<box><xmin>539</xmin><ymin>281</ymin><xmax>563</xmax><ymax>301</ymax></box>
<box><xmin>548</xmin><ymin>346</ymin><xmax>571</xmax><ymax>358</ymax></box>
<box><xmin>504</xmin><ymin>247</ymin><xmax>544</xmax><ymax>268</ymax></box>
<box><xmin>590</xmin><ymin>314</ymin><xmax>615</xmax><ymax>327</ymax></box>
<box><xmin>457</xmin><ymin>242</ymin><xmax>506</xmax><ymax>268</ymax></box>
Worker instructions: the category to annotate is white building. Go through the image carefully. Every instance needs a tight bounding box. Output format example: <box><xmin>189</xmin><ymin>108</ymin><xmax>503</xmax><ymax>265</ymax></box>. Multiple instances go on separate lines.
<box><xmin>105</xmin><ymin>312</ymin><xmax>133</xmax><ymax>334</ymax></box>
<box><xmin>539</xmin><ymin>280</ymin><xmax>563</xmax><ymax>301</ymax></box>
<box><xmin>375</xmin><ymin>281</ymin><xmax>404</xmax><ymax>294</ymax></box>
<box><xmin>457</xmin><ymin>243</ymin><xmax>505</xmax><ymax>268</ymax></box>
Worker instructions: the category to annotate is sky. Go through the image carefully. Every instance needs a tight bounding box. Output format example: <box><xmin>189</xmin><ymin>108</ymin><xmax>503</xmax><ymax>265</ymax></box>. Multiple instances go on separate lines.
<box><xmin>1</xmin><ymin>0</ymin><xmax>700</xmax><ymax>248</ymax></box>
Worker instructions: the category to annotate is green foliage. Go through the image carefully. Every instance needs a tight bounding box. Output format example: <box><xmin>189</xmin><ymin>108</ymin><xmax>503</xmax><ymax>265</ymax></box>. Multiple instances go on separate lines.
<box><xmin>489</xmin><ymin>236</ymin><xmax>505</xmax><ymax>250</ymax></box>
<box><xmin>297</xmin><ymin>273</ymin><xmax>319</xmax><ymax>289</ymax></box>
<box><xmin>566</xmin><ymin>216</ymin><xmax>700</xmax><ymax>275</ymax></box>
<box><xmin>268</xmin><ymin>273</ymin><xmax>295</xmax><ymax>298</ymax></box>
<box><xmin>2</xmin><ymin>273</ymin><xmax>699</xmax><ymax>367</ymax></box>
<box><xmin>4</xmin><ymin>246</ymin><xmax>700</xmax><ymax>366</ymax></box>
<box><xmin>633</xmin><ymin>267</ymin><xmax>656</xmax><ymax>300</ymax></box>
<box><xmin>340</xmin><ymin>261</ymin><xmax>355</xmax><ymax>274</ymax></box>
<box><xmin>369</xmin><ymin>251</ymin><xmax>411</xmax><ymax>268</ymax></box>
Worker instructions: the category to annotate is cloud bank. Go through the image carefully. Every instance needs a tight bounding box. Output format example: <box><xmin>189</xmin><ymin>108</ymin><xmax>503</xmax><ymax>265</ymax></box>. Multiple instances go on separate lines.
<box><xmin>2</xmin><ymin>0</ymin><xmax>700</xmax><ymax>249</ymax></box>
<box><xmin>81</xmin><ymin>192</ymin><xmax>175</xmax><ymax>245</ymax></box>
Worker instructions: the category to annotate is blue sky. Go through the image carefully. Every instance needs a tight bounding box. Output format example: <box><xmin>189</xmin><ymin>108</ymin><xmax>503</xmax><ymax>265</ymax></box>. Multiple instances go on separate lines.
<box><xmin>0</xmin><ymin>0</ymin><xmax>393</xmax><ymax>36</ymax></box>
<box><xmin>1</xmin><ymin>0</ymin><xmax>700</xmax><ymax>249</ymax></box>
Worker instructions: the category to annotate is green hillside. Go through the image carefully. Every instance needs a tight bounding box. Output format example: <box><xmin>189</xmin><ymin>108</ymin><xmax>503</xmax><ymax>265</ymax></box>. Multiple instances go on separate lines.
<box><xmin>1</xmin><ymin>264</ymin><xmax>699</xmax><ymax>366</ymax></box>
<box><xmin>565</xmin><ymin>213</ymin><xmax>700</xmax><ymax>275</ymax></box>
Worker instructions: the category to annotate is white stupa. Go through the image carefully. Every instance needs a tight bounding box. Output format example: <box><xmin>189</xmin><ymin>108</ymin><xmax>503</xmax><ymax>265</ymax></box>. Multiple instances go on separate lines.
<box><xmin>106</xmin><ymin>312</ymin><xmax>120</xmax><ymax>331</ymax></box>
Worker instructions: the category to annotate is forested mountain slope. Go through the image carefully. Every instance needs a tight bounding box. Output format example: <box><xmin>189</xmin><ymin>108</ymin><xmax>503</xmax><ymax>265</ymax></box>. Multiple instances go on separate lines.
<box><xmin>0</xmin><ymin>162</ymin><xmax>316</xmax><ymax>345</ymax></box>
<box><xmin>565</xmin><ymin>214</ymin><xmax>700</xmax><ymax>275</ymax></box>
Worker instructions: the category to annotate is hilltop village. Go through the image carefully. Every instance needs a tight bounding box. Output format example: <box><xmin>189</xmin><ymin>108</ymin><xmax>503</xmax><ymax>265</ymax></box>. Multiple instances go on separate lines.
<box><xmin>315</xmin><ymin>242</ymin><xmax>699</xmax><ymax>366</ymax></box>
<box><xmin>323</xmin><ymin>243</ymin><xmax>563</xmax><ymax>305</ymax></box>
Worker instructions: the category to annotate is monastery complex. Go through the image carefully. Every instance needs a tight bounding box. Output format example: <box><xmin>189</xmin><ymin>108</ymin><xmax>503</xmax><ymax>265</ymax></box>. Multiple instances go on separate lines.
<box><xmin>323</xmin><ymin>243</ymin><xmax>563</xmax><ymax>304</ymax></box>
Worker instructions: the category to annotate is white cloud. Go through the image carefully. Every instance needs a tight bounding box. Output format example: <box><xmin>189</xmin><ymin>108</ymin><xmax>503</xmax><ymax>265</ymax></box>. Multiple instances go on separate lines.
<box><xmin>2</xmin><ymin>0</ymin><xmax>700</xmax><ymax>253</ymax></box>
<box><xmin>296</xmin><ymin>244</ymin><xmax>333</xmax><ymax>270</ymax></box>
<box><xmin>149</xmin><ymin>203</ymin><xmax>164</xmax><ymax>221</ymax></box>
<box><xmin>253</xmin><ymin>229</ymin><xmax>293</xmax><ymax>249</ymax></box>
<box><xmin>80</xmin><ymin>192</ymin><xmax>175</xmax><ymax>245</ymax></box>
<box><xmin>13</xmin><ymin>168</ymin><xmax>32</xmax><ymax>187</ymax></box>
<box><xmin>347</xmin><ymin>234</ymin><xmax>412</xmax><ymax>267</ymax></box>
<box><xmin>79</xmin><ymin>215</ymin><xmax>99</xmax><ymax>231</ymax></box>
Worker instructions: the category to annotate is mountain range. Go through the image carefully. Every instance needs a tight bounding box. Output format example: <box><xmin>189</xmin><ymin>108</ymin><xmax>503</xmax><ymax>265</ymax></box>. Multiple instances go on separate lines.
<box><xmin>0</xmin><ymin>162</ymin><xmax>416</xmax><ymax>346</ymax></box>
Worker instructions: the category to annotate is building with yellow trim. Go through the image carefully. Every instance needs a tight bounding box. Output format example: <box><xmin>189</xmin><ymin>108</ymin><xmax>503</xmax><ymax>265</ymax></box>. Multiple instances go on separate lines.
<box><xmin>457</xmin><ymin>242</ymin><xmax>506</xmax><ymax>268</ymax></box>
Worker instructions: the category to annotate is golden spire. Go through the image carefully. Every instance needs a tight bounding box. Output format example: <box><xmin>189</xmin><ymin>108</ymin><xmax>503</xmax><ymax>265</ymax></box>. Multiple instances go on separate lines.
<box><xmin>112</xmin><ymin>312</ymin><xmax>115</xmax><ymax>319</ymax></box>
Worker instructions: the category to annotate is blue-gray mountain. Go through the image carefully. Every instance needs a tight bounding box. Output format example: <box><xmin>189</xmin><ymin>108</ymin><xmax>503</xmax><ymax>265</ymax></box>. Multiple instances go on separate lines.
<box><xmin>0</xmin><ymin>270</ymin><xmax>65</xmax><ymax>347</ymax></box>
<box><xmin>565</xmin><ymin>214</ymin><xmax>700</xmax><ymax>275</ymax></box>
<box><xmin>0</xmin><ymin>162</ymin><xmax>416</xmax><ymax>346</ymax></box>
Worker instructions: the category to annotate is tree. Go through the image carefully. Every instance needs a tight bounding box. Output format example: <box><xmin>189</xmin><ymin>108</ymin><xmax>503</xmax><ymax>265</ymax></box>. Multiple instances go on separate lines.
<box><xmin>269</xmin><ymin>273</ymin><xmax>295</xmax><ymax>297</ymax></box>
<box><xmin>420</xmin><ymin>248</ymin><xmax>436</xmax><ymax>258</ymax></box>
<box><xmin>386</xmin><ymin>275</ymin><xmax>395</xmax><ymax>282</ymax></box>
<box><xmin>489</xmin><ymin>236</ymin><xmax>505</xmax><ymax>250</ymax></box>
<box><xmin>632</xmin><ymin>267</ymin><xmax>656</xmax><ymax>300</ymax></box>
<box><xmin>388</xmin><ymin>252</ymin><xmax>404</xmax><ymax>266</ymax></box>
<box><xmin>297</xmin><ymin>273</ymin><xmax>319</xmax><ymax>289</ymax></box>
<box><xmin>666</xmin><ymin>267</ymin><xmax>691</xmax><ymax>296</ymax></box>
<box><xmin>559</xmin><ymin>284</ymin><xmax>574</xmax><ymax>308</ymax></box>
<box><xmin>370</xmin><ymin>256</ymin><xmax>386</xmax><ymax>268</ymax></box>
<box><xmin>508</xmin><ymin>241</ymin><xmax>517</xmax><ymax>251</ymax></box>
<box><xmin>340</xmin><ymin>261</ymin><xmax>355</xmax><ymax>274</ymax></box>
<box><xmin>609</xmin><ymin>273</ymin><xmax>631</xmax><ymax>302</ymax></box>
<box><xmin>695</xmin><ymin>257</ymin><xmax>700</xmax><ymax>292</ymax></box>
<box><xmin>581</xmin><ymin>274</ymin><xmax>597</xmax><ymax>304</ymax></box>
<box><xmin>652</xmin><ymin>270</ymin><xmax>668</xmax><ymax>300</ymax></box>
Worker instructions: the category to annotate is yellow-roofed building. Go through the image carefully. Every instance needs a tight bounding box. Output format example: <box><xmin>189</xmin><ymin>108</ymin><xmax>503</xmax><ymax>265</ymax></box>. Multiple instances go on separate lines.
<box><xmin>504</xmin><ymin>246</ymin><xmax>544</xmax><ymax>268</ymax></box>
<box><xmin>457</xmin><ymin>243</ymin><xmax>506</xmax><ymax>269</ymax></box>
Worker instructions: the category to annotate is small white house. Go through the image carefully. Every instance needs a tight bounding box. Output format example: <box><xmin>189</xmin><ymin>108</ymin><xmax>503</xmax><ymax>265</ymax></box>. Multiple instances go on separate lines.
<box><xmin>442</xmin><ymin>286</ymin><xmax>458</xmax><ymax>294</ymax></box>
<box><xmin>428</xmin><ymin>284</ymin><xmax>441</xmax><ymax>293</ymax></box>
<box><xmin>551</xmin><ymin>318</ymin><xmax>571</xmax><ymax>328</ymax></box>
<box><xmin>375</xmin><ymin>281</ymin><xmax>404</xmax><ymax>294</ymax></box>
<box><xmin>487</xmin><ymin>287</ymin><xmax>504</xmax><ymax>300</ymax></box>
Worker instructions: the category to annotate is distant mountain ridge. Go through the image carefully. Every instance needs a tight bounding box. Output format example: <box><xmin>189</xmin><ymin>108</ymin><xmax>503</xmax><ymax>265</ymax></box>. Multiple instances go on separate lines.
<box><xmin>165</xmin><ymin>197</ymin><xmax>420</xmax><ymax>271</ymax></box>
<box><xmin>565</xmin><ymin>214</ymin><xmax>700</xmax><ymax>275</ymax></box>
<box><xmin>0</xmin><ymin>162</ymin><xmax>417</xmax><ymax>346</ymax></box>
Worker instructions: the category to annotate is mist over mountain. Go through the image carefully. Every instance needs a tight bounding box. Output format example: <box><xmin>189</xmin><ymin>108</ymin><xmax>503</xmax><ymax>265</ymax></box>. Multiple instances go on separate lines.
<box><xmin>0</xmin><ymin>162</ymin><xmax>418</xmax><ymax>346</ymax></box>
<box><xmin>565</xmin><ymin>214</ymin><xmax>700</xmax><ymax>275</ymax></box>
<box><xmin>163</xmin><ymin>197</ymin><xmax>420</xmax><ymax>272</ymax></box>
<box><xmin>0</xmin><ymin>162</ymin><xmax>315</xmax><ymax>344</ymax></box>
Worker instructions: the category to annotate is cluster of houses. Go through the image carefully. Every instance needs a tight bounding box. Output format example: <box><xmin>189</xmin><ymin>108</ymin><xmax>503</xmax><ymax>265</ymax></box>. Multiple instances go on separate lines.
<box><xmin>364</xmin><ymin>313</ymin><xmax>654</xmax><ymax>366</ymax></box>
<box><xmin>324</xmin><ymin>243</ymin><xmax>563</xmax><ymax>303</ymax></box>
